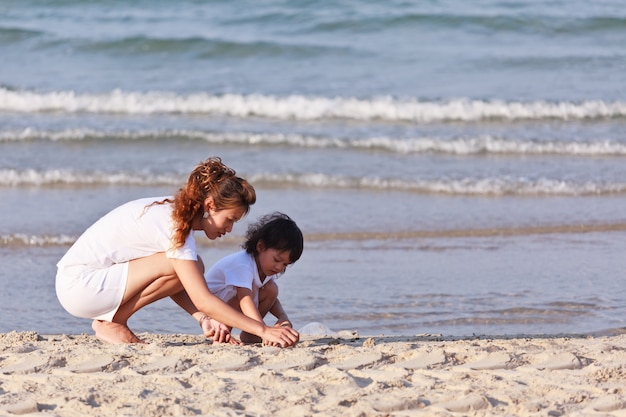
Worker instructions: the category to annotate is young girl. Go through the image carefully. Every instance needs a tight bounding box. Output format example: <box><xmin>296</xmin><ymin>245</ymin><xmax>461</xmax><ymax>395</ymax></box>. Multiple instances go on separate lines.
<box><xmin>204</xmin><ymin>212</ymin><xmax>303</xmax><ymax>345</ymax></box>
<box><xmin>55</xmin><ymin>157</ymin><xmax>299</xmax><ymax>347</ymax></box>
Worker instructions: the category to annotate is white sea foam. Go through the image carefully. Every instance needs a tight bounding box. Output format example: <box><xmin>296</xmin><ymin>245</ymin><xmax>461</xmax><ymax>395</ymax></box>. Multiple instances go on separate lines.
<box><xmin>2</xmin><ymin>168</ymin><xmax>624</xmax><ymax>196</ymax></box>
<box><xmin>249</xmin><ymin>173</ymin><xmax>626</xmax><ymax>196</ymax></box>
<box><xmin>2</xmin><ymin>128</ymin><xmax>626</xmax><ymax>156</ymax></box>
<box><xmin>352</xmin><ymin>136</ymin><xmax>626</xmax><ymax>156</ymax></box>
<box><xmin>0</xmin><ymin>233</ymin><xmax>77</xmax><ymax>247</ymax></box>
<box><xmin>1</xmin><ymin>88</ymin><xmax>625</xmax><ymax>122</ymax></box>
<box><xmin>0</xmin><ymin>169</ymin><xmax>182</xmax><ymax>187</ymax></box>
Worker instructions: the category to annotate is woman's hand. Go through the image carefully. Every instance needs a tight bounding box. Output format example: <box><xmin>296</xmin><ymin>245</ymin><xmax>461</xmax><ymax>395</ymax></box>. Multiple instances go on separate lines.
<box><xmin>202</xmin><ymin>317</ymin><xmax>241</xmax><ymax>345</ymax></box>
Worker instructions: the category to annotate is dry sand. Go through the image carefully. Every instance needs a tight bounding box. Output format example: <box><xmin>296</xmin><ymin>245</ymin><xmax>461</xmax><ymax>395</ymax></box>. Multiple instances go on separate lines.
<box><xmin>1</xmin><ymin>331</ymin><xmax>626</xmax><ymax>416</ymax></box>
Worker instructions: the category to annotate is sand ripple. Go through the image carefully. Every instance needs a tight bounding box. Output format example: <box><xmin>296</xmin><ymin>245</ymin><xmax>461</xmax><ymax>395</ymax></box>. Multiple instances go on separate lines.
<box><xmin>1</xmin><ymin>332</ymin><xmax>626</xmax><ymax>416</ymax></box>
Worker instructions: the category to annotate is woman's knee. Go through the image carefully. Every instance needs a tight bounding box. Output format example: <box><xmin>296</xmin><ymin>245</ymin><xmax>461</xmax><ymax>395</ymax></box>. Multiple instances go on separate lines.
<box><xmin>126</xmin><ymin>252</ymin><xmax>179</xmax><ymax>298</ymax></box>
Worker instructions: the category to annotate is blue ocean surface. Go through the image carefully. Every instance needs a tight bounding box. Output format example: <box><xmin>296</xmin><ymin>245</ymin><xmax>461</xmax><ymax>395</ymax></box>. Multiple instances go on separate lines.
<box><xmin>1</xmin><ymin>0</ymin><xmax>625</xmax><ymax>337</ymax></box>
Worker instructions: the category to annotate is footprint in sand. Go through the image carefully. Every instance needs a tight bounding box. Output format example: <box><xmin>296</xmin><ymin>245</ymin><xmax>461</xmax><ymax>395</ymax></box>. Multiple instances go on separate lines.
<box><xmin>396</xmin><ymin>350</ymin><xmax>446</xmax><ymax>370</ymax></box>
<box><xmin>331</xmin><ymin>351</ymin><xmax>383</xmax><ymax>371</ymax></box>
<box><xmin>534</xmin><ymin>352</ymin><xmax>583</xmax><ymax>371</ymax></box>
<box><xmin>462</xmin><ymin>352</ymin><xmax>516</xmax><ymax>370</ymax></box>
<box><xmin>589</xmin><ymin>395</ymin><xmax>626</xmax><ymax>412</ymax></box>
<box><xmin>0</xmin><ymin>399</ymin><xmax>39</xmax><ymax>415</ymax></box>
<box><xmin>260</xmin><ymin>351</ymin><xmax>319</xmax><ymax>371</ymax></box>
<box><xmin>372</xmin><ymin>395</ymin><xmax>427</xmax><ymax>413</ymax></box>
<box><xmin>437</xmin><ymin>394</ymin><xmax>491</xmax><ymax>413</ymax></box>
<box><xmin>66</xmin><ymin>355</ymin><xmax>115</xmax><ymax>373</ymax></box>
<box><xmin>208</xmin><ymin>351</ymin><xmax>253</xmax><ymax>372</ymax></box>
<box><xmin>135</xmin><ymin>356</ymin><xmax>189</xmax><ymax>374</ymax></box>
<box><xmin>0</xmin><ymin>354</ymin><xmax>49</xmax><ymax>375</ymax></box>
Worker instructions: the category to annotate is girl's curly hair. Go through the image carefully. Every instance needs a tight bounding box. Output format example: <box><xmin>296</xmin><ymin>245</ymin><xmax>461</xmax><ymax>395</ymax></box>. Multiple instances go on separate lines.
<box><xmin>155</xmin><ymin>157</ymin><xmax>256</xmax><ymax>248</ymax></box>
<box><xmin>243</xmin><ymin>212</ymin><xmax>303</xmax><ymax>264</ymax></box>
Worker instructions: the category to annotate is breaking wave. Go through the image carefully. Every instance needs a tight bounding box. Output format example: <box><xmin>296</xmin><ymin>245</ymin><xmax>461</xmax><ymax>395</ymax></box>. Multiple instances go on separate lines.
<box><xmin>2</xmin><ymin>168</ymin><xmax>626</xmax><ymax>196</ymax></box>
<box><xmin>2</xmin><ymin>128</ymin><xmax>626</xmax><ymax>156</ymax></box>
<box><xmin>2</xmin><ymin>88</ymin><xmax>625</xmax><ymax>122</ymax></box>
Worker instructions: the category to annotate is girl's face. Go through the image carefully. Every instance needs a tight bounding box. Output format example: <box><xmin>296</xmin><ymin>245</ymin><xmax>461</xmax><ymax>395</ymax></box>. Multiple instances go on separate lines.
<box><xmin>201</xmin><ymin>205</ymin><xmax>246</xmax><ymax>240</ymax></box>
<box><xmin>256</xmin><ymin>243</ymin><xmax>291</xmax><ymax>279</ymax></box>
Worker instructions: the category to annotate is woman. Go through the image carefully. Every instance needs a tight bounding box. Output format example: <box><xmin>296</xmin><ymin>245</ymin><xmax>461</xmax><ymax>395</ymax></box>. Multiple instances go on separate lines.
<box><xmin>56</xmin><ymin>157</ymin><xmax>299</xmax><ymax>346</ymax></box>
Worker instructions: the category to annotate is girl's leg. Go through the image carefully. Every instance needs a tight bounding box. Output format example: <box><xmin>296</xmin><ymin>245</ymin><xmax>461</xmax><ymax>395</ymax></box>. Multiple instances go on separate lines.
<box><xmin>240</xmin><ymin>280</ymin><xmax>279</xmax><ymax>344</ymax></box>
<box><xmin>257</xmin><ymin>280</ymin><xmax>279</xmax><ymax>318</ymax></box>
<box><xmin>93</xmin><ymin>252</ymin><xmax>184</xmax><ymax>344</ymax></box>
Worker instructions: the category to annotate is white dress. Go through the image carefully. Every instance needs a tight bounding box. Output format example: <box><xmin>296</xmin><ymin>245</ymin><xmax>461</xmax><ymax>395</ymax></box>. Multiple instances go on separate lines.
<box><xmin>56</xmin><ymin>197</ymin><xmax>197</xmax><ymax>321</ymax></box>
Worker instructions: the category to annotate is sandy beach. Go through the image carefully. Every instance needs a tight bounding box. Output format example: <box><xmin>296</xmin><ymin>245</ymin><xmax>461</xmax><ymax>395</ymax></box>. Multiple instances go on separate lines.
<box><xmin>1</xmin><ymin>331</ymin><xmax>626</xmax><ymax>416</ymax></box>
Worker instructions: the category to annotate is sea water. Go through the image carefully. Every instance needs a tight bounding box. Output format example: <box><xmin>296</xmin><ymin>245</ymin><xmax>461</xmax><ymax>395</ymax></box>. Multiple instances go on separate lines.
<box><xmin>1</xmin><ymin>0</ymin><xmax>625</xmax><ymax>337</ymax></box>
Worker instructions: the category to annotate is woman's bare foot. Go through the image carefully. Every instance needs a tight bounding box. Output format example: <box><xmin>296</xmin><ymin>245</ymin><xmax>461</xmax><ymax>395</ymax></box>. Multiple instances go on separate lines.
<box><xmin>92</xmin><ymin>320</ymin><xmax>144</xmax><ymax>344</ymax></box>
<box><xmin>239</xmin><ymin>331</ymin><xmax>262</xmax><ymax>344</ymax></box>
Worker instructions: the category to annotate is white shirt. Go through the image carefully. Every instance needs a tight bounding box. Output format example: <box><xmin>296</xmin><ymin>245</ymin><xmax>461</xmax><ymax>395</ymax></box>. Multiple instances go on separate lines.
<box><xmin>57</xmin><ymin>196</ymin><xmax>197</xmax><ymax>270</ymax></box>
<box><xmin>205</xmin><ymin>250</ymin><xmax>276</xmax><ymax>304</ymax></box>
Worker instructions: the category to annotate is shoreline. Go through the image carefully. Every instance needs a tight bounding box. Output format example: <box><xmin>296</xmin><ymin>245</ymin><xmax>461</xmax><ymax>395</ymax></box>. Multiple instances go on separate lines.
<box><xmin>2</xmin><ymin>331</ymin><xmax>626</xmax><ymax>416</ymax></box>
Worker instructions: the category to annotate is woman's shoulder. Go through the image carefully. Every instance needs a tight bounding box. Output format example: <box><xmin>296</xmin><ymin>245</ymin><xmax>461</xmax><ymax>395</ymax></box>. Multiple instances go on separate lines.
<box><xmin>124</xmin><ymin>196</ymin><xmax>174</xmax><ymax>215</ymax></box>
<box><xmin>131</xmin><ymin>196</ymin><xmax>173</xmax><ymax>207</ymax></box>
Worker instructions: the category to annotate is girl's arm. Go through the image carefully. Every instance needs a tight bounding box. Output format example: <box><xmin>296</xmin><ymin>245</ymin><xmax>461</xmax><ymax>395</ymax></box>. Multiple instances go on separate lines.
<box><xmin>171</xmin><ymin>258</ymin><xmax>299</xmax><ymax>347</ymax></box>
<box><xmin>270</xmin><ymin>298</ymin><xmax>291</xmax><ymax>326</ymax></box>
<box><xmin>266</xmin><ymin>298</ymin><xmax>295</xmax><ymax>347</ymax></box>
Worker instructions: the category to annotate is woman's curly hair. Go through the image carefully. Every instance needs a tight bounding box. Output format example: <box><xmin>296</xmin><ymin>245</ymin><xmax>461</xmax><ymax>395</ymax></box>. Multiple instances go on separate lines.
<box><xmin>155</xmin><ymin>157</ymin><xmax>256</xmax><ymax>248</ymax></box>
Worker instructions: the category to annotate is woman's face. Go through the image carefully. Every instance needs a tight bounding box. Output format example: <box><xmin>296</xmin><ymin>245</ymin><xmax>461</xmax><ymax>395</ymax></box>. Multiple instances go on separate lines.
<box><xmin>201</xmin><ymin>205</ymin><xmax>246</xmax><ymax>240</ymax></box>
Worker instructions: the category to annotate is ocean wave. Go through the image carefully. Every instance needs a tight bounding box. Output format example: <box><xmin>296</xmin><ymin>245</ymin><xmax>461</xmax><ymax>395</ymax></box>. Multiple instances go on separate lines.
<box><xmin>6</xmin><ymin>222</ymin><xmax>626</xmax><ymax>248</ymax></box>
<box><xmin>311</xmin><ymin>13</ymin><xmax>626</xmax><ymax>36</ymax></box>
<box><xmin>0</xmin><ymin>233</ymin><xmax>77</xmax><ymax>248</ymax></box>
<box><xmin>0</xmin><ymin>169</ymin><xmax>183</xmax><ymax>187</ymax></box>
<box><xmin>248</xmin><ymin>173</ymin><xmax>626</xmax><ymax>196</ymax></box>
<box><xmin>0</xmin><ymin>232</ymin><xmax>238</xmax><ymax>248</ymax></box>
<box><xmin>4</xmin><ymin>168</ymin><xmax>624</xmax><ymax>196</ymax></box>
<box><xmin>79</xmin><ymin>35</ymin><xmax>339</xmax><ymax>58</ymax></box>
<box><xmin>0</xmin><ymin>26</ymin><xmax>43</xmax><ymax>44</ymax></box>
<box><xmin>3</xmin><ymin>128</ymin><xmax>626</xmax><ymax>157</ymax></box>
<box><xmin>1</xmin><ymin>88</ymin><xmax>625</xmax><ymax>122</ymax></box>
<box><xmin>305</xmin><ymin>222</ymin><xmax>626</xmax><ymax>243</ymax></box>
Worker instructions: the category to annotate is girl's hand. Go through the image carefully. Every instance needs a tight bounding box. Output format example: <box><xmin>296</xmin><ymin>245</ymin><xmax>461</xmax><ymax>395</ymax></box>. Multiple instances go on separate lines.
<box><xmin>260</xmin><ymin>325</ymin><xmax>299</xmax><ymax>348</ymax></box>
<box><xmin>262</xmin><ymin>320</ymin><xmax>295</xmax><ymax>346</ymax></box>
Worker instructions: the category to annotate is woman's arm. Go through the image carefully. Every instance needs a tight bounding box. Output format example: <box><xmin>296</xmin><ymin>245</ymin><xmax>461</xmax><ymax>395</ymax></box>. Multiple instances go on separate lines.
<box><xmin>170</xmin><ymin>290</ymin><xmax>235</xmax><ymax>343</ymax></box>
<box><xmin>171</xmin><ymin>258</ymin><xmax>299</xmax><ymax>347</ymax></box>
<box><xmin>236</xmin><ymin>287</ymin><xmax>264</xmax><ymax>322</ymax></box>
<box><xmin>170</xmin><ymin>290</ymin><xmax>205</xmax><ymax>322</ymax></box>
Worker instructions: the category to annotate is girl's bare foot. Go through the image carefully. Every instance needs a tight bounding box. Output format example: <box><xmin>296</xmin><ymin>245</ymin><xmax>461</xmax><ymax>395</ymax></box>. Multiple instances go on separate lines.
<box><xmin>92</xmin><ymin>320</ymin><xmax>144</xmax><ymax>344</ymax></box>
<box><xmin>239</xmin><ymin>331</ymin><xmax>262</xmax><ymax>344</ymax></box>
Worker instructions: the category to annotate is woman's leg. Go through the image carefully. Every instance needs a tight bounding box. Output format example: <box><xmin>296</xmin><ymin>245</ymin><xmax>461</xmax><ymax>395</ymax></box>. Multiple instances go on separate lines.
<box><xmin>93</xmin><ymin>252</ymin><xmax>184</xmax><ymax>344</ymax></box>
